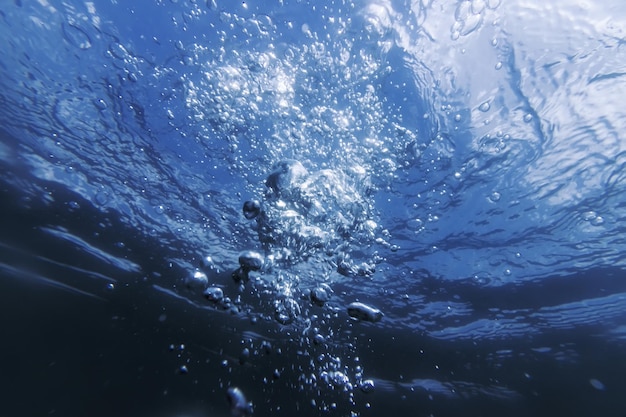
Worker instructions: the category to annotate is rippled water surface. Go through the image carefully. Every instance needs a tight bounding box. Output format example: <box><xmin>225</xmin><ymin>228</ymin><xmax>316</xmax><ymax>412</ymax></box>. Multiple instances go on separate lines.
<box><xmin>1</xmin><ymin>1</ymin><xmax>626</xmax><ymax>416</ymax></box>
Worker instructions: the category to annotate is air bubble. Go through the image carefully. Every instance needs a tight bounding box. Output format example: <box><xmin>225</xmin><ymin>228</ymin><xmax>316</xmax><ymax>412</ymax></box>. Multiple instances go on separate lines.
<box><xmin>347</xmin><ymin>302</ymin><xmax>383</xmax><ymax>322</ymax></box>
<box><xmin>204</xmin><ymin>286</ymin><xmax>224</xmax><ymax>302</ymax></box>
<box><xmin>360</xmin><ymin>379</ymin><xmax>375</xmax><ymax>393</ymax></box>
<box><xmin>478</xmin><ymin>101</ymin><xmax>490</xmax><ymax>112</ymax></box>
<box><xmin>94</xmin><ymin>98</ymin><xmax>107</xmax><ymax>110</ymax></box>
<box><xmin>226</xmin><ymin>387</ymin><xmax>253</xmax><ymax>416</ymax></box>
<box><xmin>582</xmin><ymin>211</ymin><xmax>597</xmax><ymax>221</ymax></box>
<box><xmin>238</xmin><ymin>250</ymin><xmax>264</xmax><ymax>271</ymax></box>
<box><xmin>591</xmin><ymin>216</ymin><xmax>604</xmax><ymax>226</ymax></box>
<box><xmin>589</xmin><ymin>378</ymin><xmax>606</xmax><ymax>391</ymax></box>
<box><xmin>109</xmin><ymin>42</ymin><xmax>129</xmax><ymax>60</ymax></box>
<box><xmin>185</xmin><ymin>270</ymin><xmax>208</xmax><ymax>290</ymax></box>
<box><xmin>488</xmin><ymin>191</ymin><xmax>501</xmax><ymax>202</ymax></box>
<box><xmin>94</xmin><ymin>190</ymin><xmax>110</xmax><ymax>206</ymax></box>
<box><xmin>523</xmin><ymin>113</ymin><xmax>533</xmax><ymax>123</ymax></box>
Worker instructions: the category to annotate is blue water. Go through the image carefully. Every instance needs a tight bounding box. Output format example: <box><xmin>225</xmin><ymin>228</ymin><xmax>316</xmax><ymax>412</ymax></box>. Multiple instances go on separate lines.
<box><xmin>2</xmin><ymin>0</ymin><xmax>626</xmax><ymax>416</ymax></box>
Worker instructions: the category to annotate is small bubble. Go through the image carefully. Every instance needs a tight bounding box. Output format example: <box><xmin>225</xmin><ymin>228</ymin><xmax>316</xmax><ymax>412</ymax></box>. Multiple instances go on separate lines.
<box><xmin>582</xmin><ymin>211</ymin><xmax>597</xmax><ymax>221</ymax></box>
<box><xmin>68</xmin><ymin>201</ymin><xmax>80</xmax><ymax>211</ymax></box>
<box><xmin>239</xmin><ymin>348</ymin><xmax>250</xmax><ymax>365</ymax></box>
<box><xmin>591</xmin><ymin>216</ymin><xmax>604</xmax><ymax>226</ymax></box>
<box><xmin>488</xmin><ymin>191</ymin><xmax>501</xmax><ymax>202</ymax></box>
<box><xmin>94</xmin><ymin>98</ymin><xmax>107</xmax><ymax>110</ymax></box>
<box><xmin>186</xmin><ymin>270</ymin><xmax>208</xmax><ymax>290</ymax></box>
<box><xmin>178</xmin><ymin>365</ymin><xmax>188</xmax><ymax>375</ymax></box>
<box><xmin>106</xmin><ymin>283</ymin><xmax>115</xmax><ymax>291</ymax></box>
<box><xmin>523</xmin><ymin>113</ymin><xmax>533</xmax><ymax>123</ymax></box>
<box><xmin>495</xmin><ymin>62</ymin><xmax>502</xmax><ymax>70</ymax></box>
<box><xmin>109</xmin><ymin>42</ymin><xmax>128</xmax><ymax>59</ymax></box>
<box><xmin>154</xmin><ymin>204</ymin><xmax>165</xmax><ymax>214</ymax></box>
<box><xmin>454</xmin><ymin>114</ymin><xmax>462</xmax><ymax>122</ymax></box>
<box><xmin>589</xmin><ymin>378</ymin><xmax>606</xmax><ymax>391</ymax></box>
<box><xmin>478</xmin><ymin>101</ymin><xmax>491</xmax><ymax>112</ymax></box>
<box><xmin>504</xmin><ymin>269</ymin><xmax>511</xmax><ymax>276</ymax></box>
<box><xmin>360</xmin><ymin>379</ymin><xmax>375</xmax><ymax>393</ymax></box>
<box><xmin>454</xmin><ymin>171</ymin><xmax>462</xmax><ymax>179</ymax></box>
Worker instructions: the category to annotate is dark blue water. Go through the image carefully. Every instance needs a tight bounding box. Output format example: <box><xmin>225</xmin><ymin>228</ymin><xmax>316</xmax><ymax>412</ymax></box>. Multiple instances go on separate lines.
<box><xmin>2</xmin><ymin>1</ymin><xmax>626</xmax><ymax>416</ymax></box>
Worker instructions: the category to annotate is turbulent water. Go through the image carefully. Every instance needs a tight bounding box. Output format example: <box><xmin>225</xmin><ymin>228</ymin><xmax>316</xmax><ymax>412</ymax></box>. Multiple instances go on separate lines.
<box><xmin>2</xmin><ymin>0</ymin><xmax>626</xmax><ymax>416</ymax></box>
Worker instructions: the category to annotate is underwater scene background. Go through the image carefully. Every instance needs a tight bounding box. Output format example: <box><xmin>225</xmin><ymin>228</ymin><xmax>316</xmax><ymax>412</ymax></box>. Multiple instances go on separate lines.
<box><xmin>1</xmin><ymin>0</ymin><xmax>626</xmax><ymax>416</ymax></box>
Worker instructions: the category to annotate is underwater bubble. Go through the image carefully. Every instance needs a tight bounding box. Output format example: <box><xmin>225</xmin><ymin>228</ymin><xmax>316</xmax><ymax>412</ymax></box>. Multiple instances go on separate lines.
<box><xmin>226</xmin><ymin>387</ymin><xmax>253</xmax><ymax>416</ymax></box>
<box><xmin>94</xmin><ymin>190</ymin><xmax>110</xmax><ymax>206</ymax></box>
<box><xmin>310</xmin><ymin>287</ymin><xmax>330</xmax><ymax>306</ymax></box>
<box><xmin>109</xmin><ymin>42</ymin><xmax>129</xmax><ymax>60</ymax></box>
<box><xmin>589</xmin><ymin>378</ymin><xmax>606</xmax><ymax>391</ymax></box>
<box><xmin>347</xmin><ymin>302</ymin><xmax>383</xmax><ymax>323</ymax></box>
<box><xmin>185</xmin><ymin>270</ymin><xmax>208</xmax><ymax>290</ymax></box>
<box><xmin>265</xmin><ymin>159</ymin><xmax>308</xmax><ymax>198</ymax></box>
<box><xmin>488</xmin><ymin>191</ymin><xmax>501</xmax><ymax>202</ymax></box>
<box><xmin>67</xmin><ymin>201</ymin><xmax>80</xmax><ymax>211</ymax></box>
<box><xmin>260</xmin><ymin>340</ymin><xmax>272</xmax><ymax>355</ymax></box>
<box><xmin>478</xmin><ymin>101</ymin><xmax>491</xmax><ymax>112</ymax></box>
<box><xmin>523</xmin><ymin>113</ymin><xmax>533</xmax><ymax>123</ymax></box>
<box><xmin>203</xmin><ymin>286</ymin><xmax>224</xmax><ymax>302</ymax></box>
<box><xmin>238</xmin><ymin>250</ymin><xmax>264</xmax><ymax>271</ymax></box>
<box><xmin>243</xmin><ymin>200</ymin><xmax>261</xmax><ymax>219</ymax></box>
<box><xmin>239</xmin><ymin>348</ymin><xmax>250</xmax><ymax>365</ymax></box>
<box><xmin>178</xmin><ymin>365</ymin><xmax>188</xmax><ymax>375</ymax></box>
<box><xmin>313</xmin><ymin>333</ymin><xmax>326</xmax><ymax>345</ymax></box>
<box><xmin>201</xmin><ymin>255</ymin><xmax>220</xmax><ymax>274</ymax></box>
<box><xmin>591</xmin><ymin>216</ymin><xmax>604</xmax><ymax>226</ymax></box>
<box><xmin>322</xmin><ymin>370</ymin><xmax>352</xmax><ymax>391</ymax></box>
<box><xmin>360</xmin><ymin>379</ymin><xmax>375</xmax><ymax>393</ymax></box>
<box><xmin>94</xmin><ymin>98</ymin><xmax>107</xmax><ymax>110</ymax></box>
<box><xmin>582</xmin><ymin>211</ymin><xmax>597</xmax><ymax>221</ymax></box>
<box><xmin>274</xmin><ymin>298</ymin><xmax>301</xmax><ymax>325</ymax></box>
